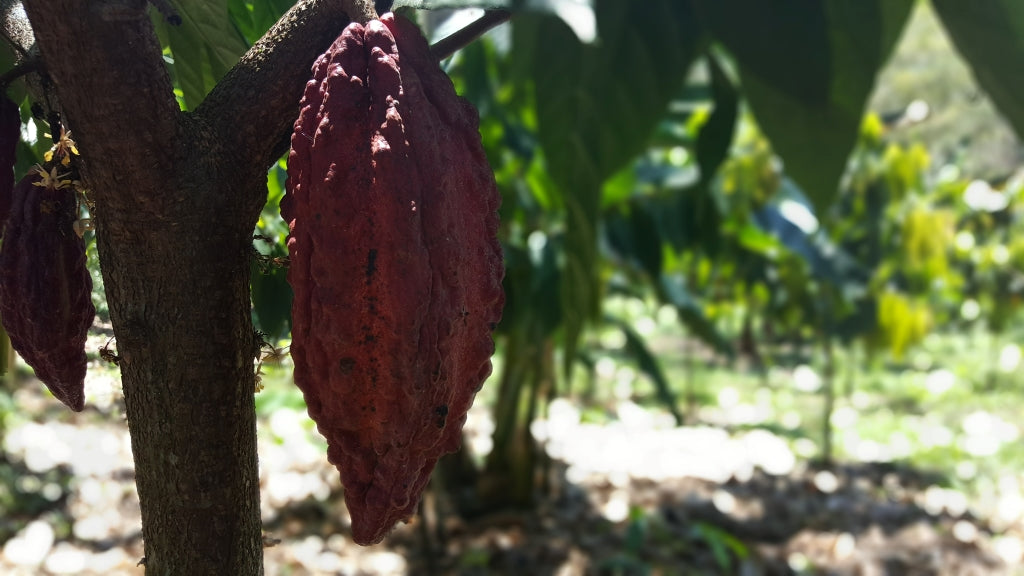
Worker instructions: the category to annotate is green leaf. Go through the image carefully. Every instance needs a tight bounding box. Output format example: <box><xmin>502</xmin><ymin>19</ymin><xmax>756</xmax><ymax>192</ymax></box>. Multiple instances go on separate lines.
<box><xmin>600</xmin><ymin>164</ymin><xmax>635</xmax><ymax>208</ymax></box>
<box><xmin>932</xmin><ymin>0</ymin><xmax>1024</xmax><ymax>140</ymax></box>
<box><xmin>496</xmin><ymin>236</ymin><xmax>563</xmax><ymax>339</ymax></box>
<box><xmin>609</xmin><ymin>315</ymin><xmax>684</xmax><ymax>426</ymax></box>
<box><xmin>694</xmin><ymin>0</ymin><xmax>913</xmax><ymax>209</ymax></box>
<box><xmin>227</xmin><ymin>0</ymin><xmax>257</xmax><ymax>42</ymax></box>
<box><xmin>657</xmin><ymin>50</ymin><xmax>737</xmax><ymax>257</ymax></box>
<box><xmin>533</xmin><ymin>1</ymin><xmax>701</xmax><ymax>183</ymax></box>
<box><xmin>605</xmin><ymin>201</ymin><xmax>664</xmax><ymax>280</ymax></box>
<box><xmin>165</xmin><ymin>24</ymin><xmax>211</xmax><ymax>110</ymax></box>
<box><xmin>252</xmin><ymin>160</ymin><xmax>293</xmax><ymax>339</ymax></box>
<box><xmin>627</xmin><ymin>203</ymin><xmax>664</xmax><ymax>280</ymax></box>
<box><xmin>252</xmin><ymin>0</ymin><xmax>298</xmax><ymax>38</ymax></box>
<box><xmin>667</xmin><ymin>182</ymin><xmax>723</xmax><ymax>256</ymax></box>
<box><xmin>694</xmin><ymin>1</ymin><xmax>831</xmax><ymax>107</ymax></box>
<box><xmin>696</xmin><ymin>53</ymin><xmax>738</xmax><ymax>186</ymax></box>
<box><xmin>658</xmin><ymin>274</ymin><xmax>733</xmax><ymax>357</ymax></box>
<box><xmin>519</xmin><ymin>0</ymin><xmax>701</xmax><ymax>374</ymax></box>
<box><xmin>14</xmin><ymin>139</ymin><xmax>41</xmax><ymax>181</ymax></box>
<box><xmin>692</xmin><ymin>522</ymin><xmax>749</xmax><ymax>570</ymax></box>
<box><xmin>251</xmin><ymin>263</ymin><xmax>293</xmax><ymax>340</ymax></box>
<box><xmin>265</xmin><ymin>157</ymin><xmax>288</xmax><ymax>208</ymax></box>
<box><xmin>0</xmin><ymin>45</ymin><xmax>27</xmax><ymax>105</ymax></box>
<box><xmin>734</xmin><ymin>221</ymin><xmax>784</xmax><ymax>256</ymax></box>
<box><xmin>164</xmin><ymin>0</ymin><xmax>250</xmax><ymax>109</ymax></box>
<box><xmin>175</xmin><ymin>0</ymin><xmax>251</xmax><ymax>62</ymax></box>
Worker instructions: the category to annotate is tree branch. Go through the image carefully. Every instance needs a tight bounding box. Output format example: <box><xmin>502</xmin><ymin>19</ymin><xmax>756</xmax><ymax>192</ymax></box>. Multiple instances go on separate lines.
<box><xmin>0</xmin><ymin>0</ymin><xmax>32</xmax><ymax>59</ymax></box>
<box><xmin>21</xmin><ymin>0</ymin><xmax>179</xmax><ymax>213</ymax></box>
<box><xmin>196</xmin><ymin>0</ymin><xmax>377</xmax><ymax>178</ymax></box>
<box><xmin>430</xmin><ymin>8</ymin><xmax>511</xmax><ymax>61</ymax></box>
<box><xmin>1</xmin><ymin>1</ymin><xmax>53</xmax><ymax>113</ymax></box>
<box><xmin>0</xmin><ymin>57</ymin><xmax>37</xmax><ymax>88</ymax></box>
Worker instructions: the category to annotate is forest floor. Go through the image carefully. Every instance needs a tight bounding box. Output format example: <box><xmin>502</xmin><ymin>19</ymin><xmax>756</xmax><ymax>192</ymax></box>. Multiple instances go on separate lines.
<box><xmin>0</xmin><ymin>331</ymin><xmax>1022</xmax><ymax>575</ymax></box>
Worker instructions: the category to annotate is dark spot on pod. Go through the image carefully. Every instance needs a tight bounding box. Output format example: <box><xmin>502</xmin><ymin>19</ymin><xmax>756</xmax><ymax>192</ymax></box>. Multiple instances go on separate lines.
<box><xmin>434</xmin><ymin>404</ymin><xmax>448</xmax><ymax>429</ymax></box>
<box><xmin>365</xmin><ymin>248</ymin><xmax>377</xmax><ymax>281</ymax></box>
<box><xmin>339</xmin><ymin>357</ymin><xmax>356</xmax><ymax>375</ymax></box>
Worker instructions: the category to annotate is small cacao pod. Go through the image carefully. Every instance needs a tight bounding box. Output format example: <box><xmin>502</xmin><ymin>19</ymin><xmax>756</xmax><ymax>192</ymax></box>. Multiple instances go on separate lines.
<box><xmin>284</xmin><ymin>13</ymin><xmax>504</xmax><ymax>545</ymax></box>
<box><xmin>0</xmin><ymin>95</ymin><xmax>20</xmax><ymax>229</ymax></box>
<box><xmin>0</xmin><ymin>169</ymin><xmax>95</xmax><ymax>411</ymax></box>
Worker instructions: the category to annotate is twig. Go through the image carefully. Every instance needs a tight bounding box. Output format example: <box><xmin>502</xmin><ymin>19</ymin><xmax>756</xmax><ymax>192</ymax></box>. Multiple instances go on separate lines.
<box><xmin>100</xmin><ymin>336</ymin><xmax>121</xmax><ymax>365</ymax></box>
<box><xmin>430</xmin><ymin>8</ymin><xmax>511</xmax><ymax>62</ymax></box>
<box><xmin>0</xmin><ymin>57</ymin><xmax>38</xmax><ymax>88</ymax></box>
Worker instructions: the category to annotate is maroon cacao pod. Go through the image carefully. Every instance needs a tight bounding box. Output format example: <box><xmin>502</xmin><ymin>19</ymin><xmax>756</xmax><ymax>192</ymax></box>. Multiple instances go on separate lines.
<box><xmin>0</xmin><ymin>96</ymin><xmax>20</xmax><ymax>230</ymax></box>
<box><xmin>0</xmin><ymin>171</ymin><xmax>95</xmax><ymax>411</ymax></box>
<box><xmin>284</xmin><ymin>14</ymin><xmax>504</xmax><ymax>545</ymax></box>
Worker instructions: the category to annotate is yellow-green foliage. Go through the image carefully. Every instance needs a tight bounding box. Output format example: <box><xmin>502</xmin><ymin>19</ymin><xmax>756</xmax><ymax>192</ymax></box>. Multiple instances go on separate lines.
<box><xmin>901</xmin><ymin>205</ymin><xmax>954</xmax><ymax>286</ymax></box>
<box><xmin>877</xmin><ymin>290</ymin><xmax>931</xmax><ymax>359</ymax></box>
<box><xmin>1010</xmin><ymin>236</ymin><xmax>1024</xmax><ymax>271</ymax></box>
<box><xmin>719</xmin><ymin>117</ymin><xmax>780</xmax><ymax>204</ymax></box>
<box><xmin>883</xmin><ymin>143</ymin><xmax>929</xmax><ymax>199</ymax></box>
<box><xmin>860</xmin><ymin>112</ymin><xmax>885</xmax><ymax>148</ymax></box>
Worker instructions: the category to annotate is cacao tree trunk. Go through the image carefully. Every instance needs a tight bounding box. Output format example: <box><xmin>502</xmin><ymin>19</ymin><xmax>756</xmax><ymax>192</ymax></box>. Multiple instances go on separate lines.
<box><xmin>103</xmin><ymin>182</ymin><xmax>264</xmax><ymax>574</ymax></box>
<box><xmin>13</xmin><ymin>0</ymin><xmax>373</xmax><ymax>573</ymax></box>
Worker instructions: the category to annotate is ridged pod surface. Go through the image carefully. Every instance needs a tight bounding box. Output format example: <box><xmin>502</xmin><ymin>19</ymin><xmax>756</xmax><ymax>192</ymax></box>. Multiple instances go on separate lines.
<box><xmin>283</xmin><ymin>13</ymin><xmax>504</xmax><ymax>545</ymax></box>
<box><xmin>0</xmin><ymin>171</ymin><xmax>95</xmax><ymax>411</ymax></box>
<box><xmin>0</xmin><ymin>96</ymin><xmax>20</xmax><ymax>229</ymax></box>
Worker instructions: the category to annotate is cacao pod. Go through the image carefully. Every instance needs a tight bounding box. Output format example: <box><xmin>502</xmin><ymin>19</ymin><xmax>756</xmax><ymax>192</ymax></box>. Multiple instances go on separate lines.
<box><xmin>284</xmin><ymin>13</ymin><xmax>504</xmax><ymax>545</ymax></box>
<box><xmin>0</xmin><ymin>96</ymin><xmax>20</xmax><ymax>230</ymax></box>
<box><xmin>0</xmin><ymin>169</ymin><xmax>95</xmax><ymax>411</ymax></box>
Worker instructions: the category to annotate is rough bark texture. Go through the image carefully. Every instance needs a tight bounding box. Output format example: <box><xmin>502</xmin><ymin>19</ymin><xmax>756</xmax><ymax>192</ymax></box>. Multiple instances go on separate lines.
<box><xmin>0</xmin><ymin>171</ymin><xmax>94</xmax><ymax>411</ymax></box>
<box><xmin>284</xmin><ymin>14</ymin><xmax>504</xmax><ymax>545</ymax></box>
<box><xmin>16</xmin><ymin>0</ymin><xmax>374</xmax><ymax>573</ymax></box>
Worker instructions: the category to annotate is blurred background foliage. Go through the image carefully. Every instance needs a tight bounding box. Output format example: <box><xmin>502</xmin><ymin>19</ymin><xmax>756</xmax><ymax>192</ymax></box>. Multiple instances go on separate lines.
<box><xmin>256</xmin><ymin>0</ymin><xmax>1024</xmax><ymax>568</ymax></box>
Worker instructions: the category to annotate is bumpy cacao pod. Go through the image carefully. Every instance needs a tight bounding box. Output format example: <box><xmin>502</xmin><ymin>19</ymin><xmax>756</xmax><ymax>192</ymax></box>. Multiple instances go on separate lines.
<box><xmin>283</xmin><ymin>13</ymin><xmax>504</xmax><ymax>545</ymax></box>
<box><xmin>0</xmin><ymin>170</ymin><xmax>95</xmax><ymax>411</ymax></box>
<box><xmin>0</xmin><ymin>96</ymin><xmax>20</xmax><ymax>229</ymax></box>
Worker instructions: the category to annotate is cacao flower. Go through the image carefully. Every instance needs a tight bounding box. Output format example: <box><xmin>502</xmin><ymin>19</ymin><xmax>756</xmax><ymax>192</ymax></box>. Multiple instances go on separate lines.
<box><xmin>0</xmin><ymin>169</ymin><xmax>95</xmax><ymax>411</ymax></box>
<box><xmin>283</xmin><ymin>13</ymin><xmax>504</xmax><ymax>545</ymax></box>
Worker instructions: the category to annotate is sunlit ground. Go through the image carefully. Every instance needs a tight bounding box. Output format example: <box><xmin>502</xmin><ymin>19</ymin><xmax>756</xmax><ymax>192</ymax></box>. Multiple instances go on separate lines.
<box><xmin>1</xmin><ymin>303</ymin><xmax>1023</xmax><ymax>574</ymax></box>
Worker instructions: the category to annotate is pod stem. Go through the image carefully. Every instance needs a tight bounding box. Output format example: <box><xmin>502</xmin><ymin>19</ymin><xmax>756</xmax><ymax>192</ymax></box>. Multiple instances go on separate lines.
<box><xmin>430</xmin><ymin>8</ymin><xmax>512</xmax><ymax>62</ymax></box>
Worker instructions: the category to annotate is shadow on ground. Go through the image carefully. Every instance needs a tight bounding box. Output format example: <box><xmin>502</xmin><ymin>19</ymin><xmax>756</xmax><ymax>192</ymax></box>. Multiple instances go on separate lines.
<box><xmin>0</xmin><ymin>368</ymin><xmax>1013</xmax><ymax>575</ymax></box>
<box><xmin>266</xmin><ymin>456</ymin><xmax>1006</xmax><ymax>575</ymax></box>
